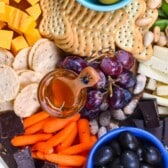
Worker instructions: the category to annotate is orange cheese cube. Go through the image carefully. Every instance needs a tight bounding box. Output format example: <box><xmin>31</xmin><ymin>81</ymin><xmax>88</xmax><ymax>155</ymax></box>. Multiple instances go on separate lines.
<box><xmin>0</xmin><ymin>0</ymin><xmax>9</xmax><ymax>5</ymax></box>
<box><xmin>0</xmin><ymin>2</ymin><xmax>5</xmax><ymax>13</ymax></box>
<box><xmin>24</xmin><ymin>28</ymin><xmax>41</xmax><ymax>45</ymax></box>
<box><xmin>19</xmin><ymin>16</ymin><xmax>36</xmax><ymax>33</ymax></box>
<box><xmin>26</xmin><ymin>3</ymin><xmax>41</xmax><ymax>20</ymax></box>
<box><xmin>11</xmin><ymin>36</ymin><xmax>28</xmax><ymax>54</ymax></box>
<box><xmin>26</xmin><ymin>0</ymin><xmax>39</xmax><ymax>6</ymax></box>
<box><xmin>0</xmin><ymin>21</ymin><xmax>6</xmax><ymax>29</ymax></box>
<box><xmin>0</xmin><ymin>30</ymin><xmax>13</xmax><ymax>49</ymax></box>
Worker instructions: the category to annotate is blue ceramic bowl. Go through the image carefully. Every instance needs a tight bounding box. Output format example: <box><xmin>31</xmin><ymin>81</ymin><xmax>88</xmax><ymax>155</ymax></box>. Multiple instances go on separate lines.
<box><xmin>87</xmin><ymin>127</ymin><xmax>168</xmax><ymax>167</ymax></box>
<box><xmin>76</xmin><ymin>0</ymin><xmax>131</xmax><ymax>12</ymax></box>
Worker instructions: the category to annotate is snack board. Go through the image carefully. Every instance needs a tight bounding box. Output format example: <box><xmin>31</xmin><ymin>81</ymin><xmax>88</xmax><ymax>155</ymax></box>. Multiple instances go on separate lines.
<box><xmin>0</xmin><ymin>0</ymin><xmax>168</xmax><ymax>167</ymax></box>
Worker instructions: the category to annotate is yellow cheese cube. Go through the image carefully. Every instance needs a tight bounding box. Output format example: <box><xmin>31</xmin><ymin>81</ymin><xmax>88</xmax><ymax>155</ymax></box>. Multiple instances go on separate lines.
<box><xmin>24</xmin><ymin>28</ymin><xmax>41</xmax><ymax>45</ymax></box>
<box><xmin>0</xmin><ymin>30</ymin><xmax>13</xmax><ymax>49</ymax></box>
<box><xmin>14</xmin><ymin>0</ymin><xmax>21</xmax><ymax>3</ymax></box>
<box><xmin>11</xmin><ymin>36</ymin><xmax>28</xmax><ymax>54</ymax></box>
<box><xmin>26</xmin><ymin>0</ymin><xmax>39</xmax><ymax>6</ymax></box>
<box><xmin>26</xmin><ymin>3</ymin><xmax>41</xmax><ymax>20</ymax></box>
<box><xmin>0</xmin><ymin>2</ymin><xmax>5</xmax><ymax>13</ymax></box>
<box><xmin>0</xmin><ymin>0</ymin><xmax>9</xmax><ymax>5</ymax></box>
<box><xmin>19</xmin><ymin>16</ymin><xmax>36</xmax><ymax>33</ymax></box>
<box><xmin>0</xmin><ymin>21</ymin><xmax>6</xmax><ymax>29</ymax></box>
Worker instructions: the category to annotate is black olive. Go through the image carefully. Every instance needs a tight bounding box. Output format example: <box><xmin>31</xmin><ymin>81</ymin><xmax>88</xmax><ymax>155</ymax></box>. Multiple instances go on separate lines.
<box><xmin>94</xmin><ymin>145</ymin><xmax>114</xmax><ymax>166</ymax></box>
<box><xmin>140</xmin><ymin>162</ymin><xmax>155</xmax><ymax>168</ymax></box>
<box><xmin>119</xmin><ymin>131</ymin><xmax>139</xmax><ymax>151</ymax></box>
<box><xmin>136</xmin><ymin>146</ymin><xmax>144</xmax><ymax>161</ymax></box>
<box><xmin>107</xmin><ymin>157</ymin><xmax>124</xmax><ymax>168</ymax></box>
<box><xmin>108</xmin><ymin>139</ymin><xmax>121</xmax><ymax>156</ymax></box>
<box><xmin>143</xmin><ymin>146</ymin><xmax>161</xmax><ymax>165</ymax></box>
<box><xmin>121</xmin><ymin>150</ymin><xmax>140</xmax><ymax>168</ymax></box>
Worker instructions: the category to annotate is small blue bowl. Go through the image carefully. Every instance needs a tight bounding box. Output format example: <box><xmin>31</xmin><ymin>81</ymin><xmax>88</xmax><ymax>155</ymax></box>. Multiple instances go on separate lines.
<box><xmin>76</xmin><ymin>0</ymin><xmax>131</xmax><ymax>12</ymax></box>
<box><xmin>87</xmin><ymin>127</ymin><xmax>168</xmax><ymax>167</ymax></box>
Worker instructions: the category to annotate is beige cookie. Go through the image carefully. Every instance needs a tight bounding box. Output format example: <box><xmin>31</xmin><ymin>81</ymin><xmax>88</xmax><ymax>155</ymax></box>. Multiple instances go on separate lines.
<box><xmin>14</xmin><ymin>83</ymin><xmax>40</xmax><ymax>118</ymax></box>
<box><xmin>0</xmin><ymin>101</ymin><xmax>13</xmax><ymax>112</ymax></box>
<box><xmin>17</xmin><ymin>70</ymin><xmax>44</xmax><ymax>89</ymax></box>
<box><xmin>30</xmin><ymin>39</ymin><xmax>61</xmax><ymax>74</ymax></box>
<box><xmin>0</xmin><ymin>65</ymin><xmax>20</xmax><ymax>102</ymax></box>
<box><xmin>0</xmin><ymin>48</ymin><xmax>14</xmax><ymax>66</ymax></box>
<box><xmin>12</xmin><ymin>47</ymin><xmax>30</xmax><ymax>71</ymax></box>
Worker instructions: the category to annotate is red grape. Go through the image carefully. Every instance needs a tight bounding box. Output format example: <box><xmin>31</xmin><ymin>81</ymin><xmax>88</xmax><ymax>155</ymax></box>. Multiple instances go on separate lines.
<box><xmin>115</xmin><ymin>50</ymin><xmax>135</xmax><ymax>70</ymax></box>
<box><xmin>116</xmin><ymin>70</ymin><xmax>136</xmax><ymax>89</ymax></box>
<box><xmin>80</xmin><ymin>107</ymin><xmax>100</xmax><ymax>119</ymax></box>
<box><xmin>100</xmin><ymin>57</ymin><xmax>123</xmax><ymax>77</ymax></box>
<box><xmin>62</xmin><ymin>56</ymin><xmax>87</xmax><ymax>73</ymax></box>
<box><xmin>94</xmin><ymin>69</ymin><xmax>107</xmax><ymax>89</ymax></box>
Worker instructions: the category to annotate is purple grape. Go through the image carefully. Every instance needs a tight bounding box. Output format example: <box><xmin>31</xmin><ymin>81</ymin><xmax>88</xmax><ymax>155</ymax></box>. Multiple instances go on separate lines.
<box><xmin>94</xmin><ymin>69</ymin><xmax>107</xmax><ymax>89</ymax></box>
<box><xmin>80</xmin><ymin>107</ymin><xmax>100</xmax><ymax>119</ymax></box>
<box><xmin>116</xmin><ymin>70</ymin><xmax>136</xmax><ymax>89</ymax></box>
<box><xmin>62</xmin><ymin>56</ymin><xmax>87</xmax><ymax>73</ymax></box>
<box><xmin>100</xmin><ymin>57</ymin><xmax>123</xmax><ymax>77</ymax></box>
<box><xmin>85</xmin><ymin>90</ymin><xmax>104</xmax><ymax>110</ymax></box>
<box><xmin>115</xmin><ymin>50</ymin><xmax>135</xmax><ymax>70</ymax></box>
<box><xmin>108</xmin><ymin>86</ymin><xmax>132</xmax><ymax>109</ymax></box>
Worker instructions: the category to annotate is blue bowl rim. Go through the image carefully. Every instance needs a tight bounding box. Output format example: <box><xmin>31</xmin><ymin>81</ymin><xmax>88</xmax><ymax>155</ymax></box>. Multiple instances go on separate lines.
<box><xmin>87</xmin><ymin>126</ymin><xmax>168</xmax><ymax>167</ymax></box>
<box><xmin>76</xmin><ymin>0</ymin><xmax>132</xmax><ymax>12</ymax></box>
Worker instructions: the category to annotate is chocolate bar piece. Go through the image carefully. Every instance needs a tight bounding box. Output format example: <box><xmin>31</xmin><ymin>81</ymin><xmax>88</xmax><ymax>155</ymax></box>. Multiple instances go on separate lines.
<box><xmin>138</xmin><ymin>99</ymin><xmax>160</xmax><ymax>128</ymax></box>
<box><xmin>13</xmin><ymin>147</ymin><xmax>35</xmax><ymax>168</ymax></box>
<box><xmin>132</xmin><ymin>119</ymin><xmax>145</xmax><ymax>129</ymax></box>
<box><xmin>42</xmin><ymin>161</ymin><xmax>58</xmax><ymax>168</ymax></box>
<box><xmin>0</xmin><ymin>111</ymin><xmax>24</xmax><ymax>139</ymax></box>
<box><xmin>163</xmin><ymin>118</ymin><xmax>168</xmax><ymax>146</ymax></box>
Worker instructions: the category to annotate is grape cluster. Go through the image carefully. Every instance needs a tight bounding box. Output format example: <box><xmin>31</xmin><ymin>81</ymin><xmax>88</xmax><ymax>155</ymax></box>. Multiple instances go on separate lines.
<box><xmin>61</xmin><ymin>50</ymin><xmax>136</xmax><ymax>119</ymax></box>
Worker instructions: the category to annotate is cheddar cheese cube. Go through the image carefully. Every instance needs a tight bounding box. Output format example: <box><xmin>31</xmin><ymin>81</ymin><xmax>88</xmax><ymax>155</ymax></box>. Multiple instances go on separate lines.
<box><xmin>0</xmin><ymin>30</ymin><xmax>13</xmax><ymax>49</ymax></box>
<box><xmin>11</xmin><ymin>36</ymin><xmax>28</xmax><ymax>54</ymax></box>
<box><xmin>0</xmin><ymin>0</ymin><xmax>9</xmax><ymax>5</ymax></box>
<box><xmin>0</xmin><ymin>2</ymin><xmax>5</xmax><ymax>13</ymax></box>
<box><xmin>24</xmin><ymin>28</ymin><xmax>41</xmax><ymax>45</ymax></box>
<box><xmin>26</xmin><ymin>3</ymin><xmax>41</xmax><ymax>20</ymax></box>
<box><xmin>26</xmin><ymin>0</ymin><xmax>39</xmax><ymax>6</ymax></box>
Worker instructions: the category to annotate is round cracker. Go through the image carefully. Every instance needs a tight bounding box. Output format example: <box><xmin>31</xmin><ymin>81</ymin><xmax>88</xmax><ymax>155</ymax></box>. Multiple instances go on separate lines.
<box><xmin>0</xmin><ymin>48</ymin><xmax>14</xmax><ymax>66</ymax></box>
<box><xmin>12</xmin><ymin>47</ymin><xmax>30</xmax><ymax>71</ymax></box>
<box><xmin>0</xmin><ymin>101</ymin><xmax>13</xmax><ymax>112</ymax></box>
<box><xmin>0</xmin><ymin>64</ymin><xmax>20</xmax><ymax>102</ymax></box>
<box><xmin>30</xmin><ymin>39</ymin><xmax>61</xmax><ymax>74</ymax></box>
<box><xmin>14</xmin><ymin>83</ymin><xmax>40</xmax><ymax>118</ymax></box>
<box><xmin>17</xmin><ymin>70</ymin><xmax>44</xmax><ymax>89</ymax></box>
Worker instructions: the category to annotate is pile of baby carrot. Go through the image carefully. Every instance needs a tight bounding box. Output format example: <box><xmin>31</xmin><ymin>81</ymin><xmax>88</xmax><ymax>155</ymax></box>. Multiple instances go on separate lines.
<box><xmin>11</xmin><ymin>111</ymin><xmax>97</xmax><ymax>168</ymax></box>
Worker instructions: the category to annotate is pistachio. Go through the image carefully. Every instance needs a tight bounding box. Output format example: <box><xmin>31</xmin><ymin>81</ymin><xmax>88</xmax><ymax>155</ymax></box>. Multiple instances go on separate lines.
<box><xmin>89</xmin><ymin>119</ymin><xmax>99</xmax><ymax>135</ymax></box>
<box><xmin>153</xmin><ymin>26</ymin><xmax>161</xmax><ymax>43</ymax></box>
<box><xmin>99</xmin><ymin>110</ymin><xmax>111</xmax><ymax>127</ymax></box>
<box><xmin>123</xmin><ymin>98</ymin><xmax>139</xmax><ymax>115</ymax></box>
<box><xmin>143</xmin><ymin>31</ymin><xmax>154</xmax><ymax>47</ymax></box>
<box><xmin>111</xmin><ymin>109</ymin><xmax>127</xmax><ymax>121</ymax></box>
<box><xmin>133</xmin><ymin>74</ymin><xmax>147</xmax><ymax>95</ymax></box>
<box><xmin>98</xmin><ymin>126</ymin><xmax>107</xmax><ymax>138</ymax></box>
<box><xmin>147</xmin><ymin>0</ymin><xmax>162</xmax><ymax>9</ymax></box>
<box><xmin>157</xmin><ymin>32</ymin><xmax>167</xmax><ymax>46</ymax></box>
<box><xmin>135</xmin><ymin>17</ymin><xmax>153</xmax><ymax>27</ymax></box>
<box><xmin>108</xmin><ymin>120</ymin><xmax>119</xmax><ymax>131</ymax></box>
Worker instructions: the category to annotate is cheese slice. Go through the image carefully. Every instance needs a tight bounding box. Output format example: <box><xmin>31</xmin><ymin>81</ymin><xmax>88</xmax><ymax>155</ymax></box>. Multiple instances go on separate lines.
<box><xmin>143</xmin><ymin>92</ymin><xmax>168</xmax><ymax>107</ymax></box>
<box><xmin>138</xmin><ymin>63</ymin><xmax>168</xmax><ymax>84</ymax></box>
<box><xmin>158</xmin><ymin>106</ymin><xmax>168</xmax><ymax>115</ymax></box>
<box><xmin>146</xmin><ymin>78</ymin><xmax>157</xmax><ymax>91</ymax></box>
<box><xmin>153</xmin><ymin>45</ymin><xmax>168</xmax><ymax>61</ymax></box>
<box><xmin>156</xmin><ymin>85</ymin><xmax>168</xmax><ymax>96</ymax></box>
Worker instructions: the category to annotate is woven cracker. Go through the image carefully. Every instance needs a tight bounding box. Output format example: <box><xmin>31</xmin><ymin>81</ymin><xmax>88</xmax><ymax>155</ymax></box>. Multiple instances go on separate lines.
<box><xmin>39</xmin><ymin>0</ymin><xmax>127</xmax><ymax>57</ymax></box>
<box><xmin>115</xmin><ymin>0</ymin><xmax>146</xmax><ymax>53</ymax></box>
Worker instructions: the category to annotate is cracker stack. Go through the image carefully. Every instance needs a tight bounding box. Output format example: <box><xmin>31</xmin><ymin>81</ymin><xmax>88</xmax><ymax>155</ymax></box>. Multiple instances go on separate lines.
<box><xmin>39</xmin><ymin>0</ymin><xmax>158</xmax><ymax>61</ymax></box>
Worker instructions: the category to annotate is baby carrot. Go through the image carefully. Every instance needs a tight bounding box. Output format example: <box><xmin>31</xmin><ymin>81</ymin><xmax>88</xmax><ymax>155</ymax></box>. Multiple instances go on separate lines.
<box><xmin>77</xmin><ymin>118</ymin><xmax>91</xmax><ymax>143</ymax></box>
<box><xmin>44</xmin><ymin>153</ymin><xmax>86</xmax><ymax>167</ymax></box>
<box><xmin>43</xmin><ymin>113</ymin><xmax>80</xmax><ymax>133</ymax></box>
<box><xmin>11</xmin><ymin>133</ymin><xmax>52</xmax><ymax>146</ymax></box>
<box><xmin>59</xmin><ymin>142</ymin><xmax>93</xmax><ymax>155</ymax></box>
<box><xmin>91</xmin><ymin>135</ymin><xmax>98</xmax><ymax>144</ymax></box>
<box><xmin>23</xmin><ymin>111</ymin><xmax>49</xmax><ymax>128</ymax></box>
<box><xmin>56</xmin><ymin>123</ymin><xmax>78</xmax><ymax>152</ymax></box>
<box><xmin>25</xmin><ymin>117</ymin><xmax>51</xmax><ymax>134</ymax></box>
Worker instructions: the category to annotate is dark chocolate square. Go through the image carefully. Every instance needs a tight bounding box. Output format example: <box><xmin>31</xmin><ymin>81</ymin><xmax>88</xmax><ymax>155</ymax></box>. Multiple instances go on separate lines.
<box><xmin>163</xmin><ymin>118</ymin><xmax>168</xmax><ymax>147</ymax></box>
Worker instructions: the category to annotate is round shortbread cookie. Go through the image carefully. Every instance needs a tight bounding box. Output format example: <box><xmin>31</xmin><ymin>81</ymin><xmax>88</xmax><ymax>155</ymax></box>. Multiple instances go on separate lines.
<box><xmin>0</xmin><ymin>101</ymin><xmax>13</xmax><ymax>112</ymax></box>
<box><xmin>12</xmin><ymin>47</ymin><xmax>30</xmax><ymax>71</ymax></box>
<box><xmin>17</xmin><ymin>70</ymin><xmax>44</xmax><ymax>89</ymax></box>
<box><xmin>30</xmin><ymin>39</ymin><xmax>61</xmax><ymax>74</ymax></box>
<box><xmin>0</xmin><ymin>65</ymin><xmax>20</xmax><ymax>102</ymax></box>
<box><xmin>14</xmin><ymin>83</ymin><xmax>40</xmax><ymax>118</ymax></box>
<box><xmin>0</xmin><ymin>48</ymin><xmax>14</xmax><ymax>66</ymax></box>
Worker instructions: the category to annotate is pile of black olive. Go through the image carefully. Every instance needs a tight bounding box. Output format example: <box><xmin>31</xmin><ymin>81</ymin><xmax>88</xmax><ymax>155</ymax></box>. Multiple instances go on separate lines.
<box><xmin>93</xmin><ymin>131</ymin><xmax>162</xmax><ymax>168</ymax></box>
